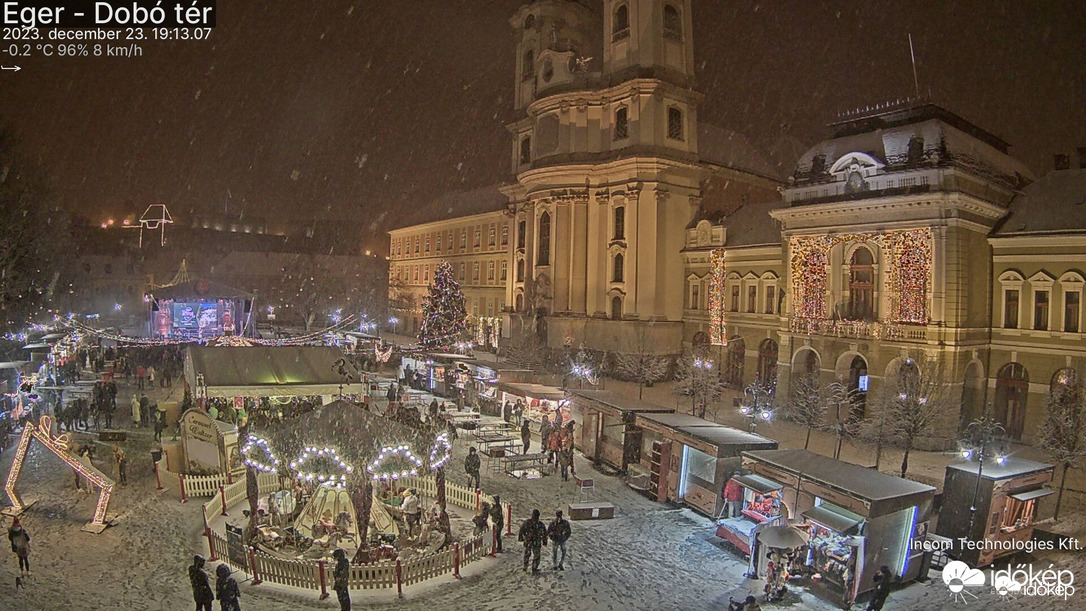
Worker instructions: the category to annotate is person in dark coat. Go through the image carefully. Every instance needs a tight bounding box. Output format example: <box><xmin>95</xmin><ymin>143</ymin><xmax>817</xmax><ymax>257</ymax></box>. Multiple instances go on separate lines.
<box><xmin>517</xmin><ymin>509</ymin><xmax>547</xmax><ymax>572</ymax></box>
<box><xmin>188</xmin><ymin>554</ymin><xmax>214</xmax><ymax>611</ymax></box>
<box><xmin>520</xmin><ymin>420</ymin><xmax>531</xmax><ymax>454</ymax></box>
<box><xmin>464</xmin><ymin>446</ymin><xmax>481</xmax><ymax>490</ymax></box>
<box><xmin>332</xmin><ymin>548</ymin><xmax>351</xmax><ymax>610</ymax></box>
<box><xmin>8</xmin><ymin>517</ymin><xmax>30</xmax><ymax>575</ymax></box>
<box><xmin>547</xmin><ymin>510</ymin><xmax>571</xmax><ymax>570</ymax></box>
<box><xmin>866</xmin><ymin>565</ymin><xmax>893</xmax><ymax>610</ymax></box>
<box><xmin>489</xmin><ymin>496</ymin><xmax>505</xmax><ymax>552</ymax></box>
<box><xmin>215</xmin><ymin>563</ymin><xmax>242</xmax><ymax>611</ymax></box>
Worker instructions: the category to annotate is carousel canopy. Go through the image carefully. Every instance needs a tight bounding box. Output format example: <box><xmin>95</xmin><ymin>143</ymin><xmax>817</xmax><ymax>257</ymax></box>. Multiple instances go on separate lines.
<box><xmin>186</xmin><ymin>345</ymin><xmax>362</xmax><ymax>398</ymax></box>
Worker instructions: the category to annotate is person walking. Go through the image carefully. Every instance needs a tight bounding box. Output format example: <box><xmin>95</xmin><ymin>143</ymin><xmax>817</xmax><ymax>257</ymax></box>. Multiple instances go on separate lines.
<box><xmin>332</xmin><ymin>548</ymin><xmax>351</xmax><ymax>611</ymax></box>
<box><xmin>136</xmin><ymin>364</ymin><xmax>146</xmax><ymax>390</ymax></box>
<box><xmin>517</xmin><ymin>509</ymin><xmax>547</xmax><ymax>572</ymax></box>
<box><xmin>148</xmin><ymin>365</ymin><xmax>156</xmax><ymax>388</ymax></box>
<box><xmin>139</xmin><ymin>394</ymin><xmax>151</xmax><ymax>428</ymax></box>
<box><xmin>520</xmin><ymin>419</ymin><xmax>531</xmax><ymax>455</ymax></box>
<box><xmin>8</xmin><ymin>518</ymin><xmax>30</xmax><ymax>576</ymax></box>
<box><xmin>539</xmin><ymin>416</ymin><xmax>552</xmax><ymax>463</ymax></box>
<box><xmin>188</xmin><ymin>554</ymin><xmax>215</xmax><ymax>611</ymax></box>
<box><xmin>728</xmin><ymin>595</ymin><xmax>762</xmax><ymax>611</ymax></box>
<box><xmin>547</xmin><ymin>429</ymin><xmax>562</xmax><ymax>471</ymax></box>
<box><xmin>558</xmin><ymin>444</ymin><xmax>573</xmax><ymax>481</ymax></box>
<box><xmin>154</xmin><ymin>408</ymin><xmax>165</xmax><ymax>442</ymax></box>
<box><xmin>548</xmin><ymin>510</ymin><xmax>571</xmax><ymax>570</ymax></box>
<box><xmin>113</xmin><ymin>445</ymin><xmax>127</xmax><ymax>486</ymax></box>
<box><xmin>866</xmin><ymin>565</ymin><xmax>893</xmax><ymax>610</ymax></box>
<box><xmin>130</xmin><ymin>393</ymin><xmax>141</xmax><ymax>427</ymax></box>
<box><xmin>215</xmin><ymin>564</ymin><xmax>242</xmax><ymax>611</ymax></box>
<box><xmin>489</xmin><ymin>495</ymin><xmax>504</xmax><ymax>552</ymax></box>
<box><xmin>464</xmin><ymin>447</ymin><xmax>481</xmax><ymax>491</ymax></box>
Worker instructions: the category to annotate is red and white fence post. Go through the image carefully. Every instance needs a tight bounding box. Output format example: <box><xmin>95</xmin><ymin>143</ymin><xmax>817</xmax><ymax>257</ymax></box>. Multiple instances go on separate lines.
<box><xmin>178</xmin><ymin>473</ymin><xmax>188</xmax><ymax>504</ymax></box>
<box><xmin>318</xmin><ymin>560</ymin><xmax>329</xmax><ymax>600</ymax></box>
<box><xmin>395</xmin><ymin>559</ymin><xmax>403</xmax><ymax>598</ymax></box>
<box><xmin>153</xmin><ymin>461</ymin><xmax>163</xmax><ymax>490</ymax></box>
<box><xmin>475</xmin><ymin>489</ymin><xmax>481</xmax><ymax>512</ymax></box>
<box><xmin>453</xmin><ymin>542</ymin><xmax>461</xmax><ymax>579</ymax></box>
<box><xmin>219</xmin><ymin>485</ymin><xmax>228</xmax><ymax>516</ymax></box>
<box><xmin>248</xmin><ymin>547</ymin><xmax>262</xmax><ymax>585</ymax></box>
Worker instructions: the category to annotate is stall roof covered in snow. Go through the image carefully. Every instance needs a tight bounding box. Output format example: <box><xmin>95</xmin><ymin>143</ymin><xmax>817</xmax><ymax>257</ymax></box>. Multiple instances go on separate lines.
<box><xmin>945</xmin><ymin>456</ymin><xmax>1054</xmax><ymax>481</ymax></box>
<box><xmin>569</xmin><ymin>389</ymin><xmax>675</xmax><ymax>417</ymax></box>
<box><xmin>676</xmin><ymin>425</ymin><xmax>778</xmax><ymax>457</ymax></box>
<box><xmin>992</xmin><ymin>169</ymin><xmax>1086</xmax><ymax>236</ymax></box>
<box><xmin>498</xmin><ymin>382</ymin><xmax>566</xmax><ymax>401</ymax></box>
<box><xmin>636</xmin><ymin>412</ymin><xmax>723</xmax><ymax>430</ymax></box>
<box><xmin>185</xmin><ymin>345</ymin><xmax>361</xmax><ymax>397</ymax></box>
<box><xmin>743</xmin><ymin>449</ymin><xmax>935</xmax><ymax>503</ymax></box>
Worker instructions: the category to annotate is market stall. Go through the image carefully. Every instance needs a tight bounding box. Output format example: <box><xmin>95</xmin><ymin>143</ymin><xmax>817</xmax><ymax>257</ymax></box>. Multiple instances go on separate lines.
<box><xmin>742</xmin><ymin>449</ymin><xmax>936</xmax><ymax>608</ymax></box>
<box><xmin>634</xmin><ymin>412</ymin><xmax>777</xmax><ymax>515</ymax></box>
<box><xmin>567</xmin><ymin>390</ymin><xmax>674</xmax><ymax>473</ymax></box>
<box><xmin>715</xmin><ymin>473</ymin><xmax>784</xmax><ymax>556</ymax></box>
<box><xmin>497</xmin><ymin>382</ymin><xmax>567</xmax><ymax>426</ymax></box>
<box><xmin>399</xmin><ymin>353</ymin><xmax>472</xmax><ymax>398</ymax></box>
<box><xmin>935</xmin><ymin>457</ymin><xmax>1054</xmax><ymax>567</ymax></box>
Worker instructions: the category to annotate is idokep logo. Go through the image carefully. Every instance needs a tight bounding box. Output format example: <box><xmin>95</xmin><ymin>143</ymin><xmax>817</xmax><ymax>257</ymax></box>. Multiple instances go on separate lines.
<box><xmin>992</xmin><ymin>564</ymin><xmax>1075</xmax><ymax>600</ymax></box>
<box><xmin>943</xmin><ymin>560</ymin><xmax>985</xmax><ymax>604</ymax></box>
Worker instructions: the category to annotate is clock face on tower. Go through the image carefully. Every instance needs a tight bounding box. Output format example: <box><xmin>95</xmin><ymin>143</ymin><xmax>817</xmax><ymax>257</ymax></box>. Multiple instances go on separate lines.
<box><xmin>846</xmin><ymin>170</ymin><xmax>868</xmax><ymax>193</ymax></box>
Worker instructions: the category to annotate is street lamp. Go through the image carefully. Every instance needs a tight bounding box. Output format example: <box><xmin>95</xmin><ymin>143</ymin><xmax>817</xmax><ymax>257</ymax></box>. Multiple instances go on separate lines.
<box><xmin>960</xmin><ymin>405</ymin><xmax>1008</xmax><ymax>536</ymax></box>
<box><xmin>739</xmin><ymin>379</ymin><xmax>774</xmax><ymax>434</ymax></box>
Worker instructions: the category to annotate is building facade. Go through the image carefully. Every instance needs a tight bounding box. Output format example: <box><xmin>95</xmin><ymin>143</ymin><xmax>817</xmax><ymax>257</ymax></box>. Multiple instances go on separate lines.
<box><xmin>388</xmin><ymin>209</ymin><xmax>512</xmax><ymax>342</ymax></box>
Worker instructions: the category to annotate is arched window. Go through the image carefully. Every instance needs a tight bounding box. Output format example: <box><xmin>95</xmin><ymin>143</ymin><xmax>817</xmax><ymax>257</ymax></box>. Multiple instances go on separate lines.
<box><xmin>613</xmin><ymin>253</ymin><xmax>624</xmax><ymax>282</ymax></box>
<box><xmin>515</xmin><ymin>293</ymin><xmax>524</xmax><ymax>312</ymax></box>
<box><xmin>516</xmin><ymin>259</ymin><xmax>525</xmax><ymax>282</ymax></box>
<box><xmin>611</xmin><ymin>296</ymin><xmax>623</xmax><ymax>320</ymax></box>
<box><xmin>663</xmin><ymin>4</ymin><xmax>682</xmax><ymax>40</ymax></box>
<box><xmin>848</xmin><ymin>247</ymin><xmax>875</xmax><ymax>321</ymax></box>
<box><xmin>537</xmin><ymin>212</ymin><xmax>550</xmax><ymax>265</ymax></box>
<box><xmin>667</xmin><ymin>107</ymin><xmax>684</xmax><ymax>140</ymax></box>
<box><xmin>995</xmin><ymin>363</ymin><xmax>1029</xmax><ymax>440</ymax></box>
<box><xmin>522</xmin><ymin>49</ymin><xmax>534</xmax><ymax>79</ymax></box>
<box><xmin>517</xmin><ymin>220</ymin><xmax>526</xmax><ymax>249</ymax></box>
<box><xmin>795</xmin><ymin>348</ymin><xmax>820</xmax><ymax>379</ymax></box>
<box><xmin>520</xmin><ymin>136</ymin><xmax>532</xmax><ymax>165</ymax></box>
<box><xmin>613</xmin><ymin>4</ymin><xmax>629</xmax><ymax>39</ymax></box>
<box><xmin>725</xmin><ymin>337</ymin><xmax>745</xmax><ymax>388</ymax></box>
<box><xmin>614</xmin><ymin>106</ymin><xmax>629</xmax><ymax>141</ymax></box>
<box><xmin>757</xmin><ymin>339</ymin><xmax>778</xmax><ymax>384</ymax></box>
<box><xmin>846</xmin><ymin>355</ymin><xmax>869</xmax><ymax>420</ymax></box>
<box><xmin>613</xmin><ymin>208</ymin><xmax>626</xmax><ymax>241</ymax></box>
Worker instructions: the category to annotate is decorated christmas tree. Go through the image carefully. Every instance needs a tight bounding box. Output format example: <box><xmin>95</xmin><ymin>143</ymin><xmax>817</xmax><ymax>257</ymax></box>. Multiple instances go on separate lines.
<box><xmin>418</xmin><ymin>261</ymin><xmax>468</xmax><ymax>349</ymax></box>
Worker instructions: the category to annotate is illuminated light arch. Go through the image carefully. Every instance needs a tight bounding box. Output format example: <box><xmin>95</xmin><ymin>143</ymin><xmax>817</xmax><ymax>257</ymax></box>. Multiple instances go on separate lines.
<box><xmin>3</xmin><ymin>415</ymin><xmax>116</xmax><ymax>534</ymax></box>
<box><xmin>290</xmin><ymin>447</ymin><xmax>353</xmax><ymax>488</ymax></box>
<box><xmin>366</xmin><ymin>445</ymin><xmax>424</xmax><ymax>482</ymax></box>
<box><xmin>428</xmin><ymin>433</ymin><xmax>452</xmax><ymax>470</ymax></box>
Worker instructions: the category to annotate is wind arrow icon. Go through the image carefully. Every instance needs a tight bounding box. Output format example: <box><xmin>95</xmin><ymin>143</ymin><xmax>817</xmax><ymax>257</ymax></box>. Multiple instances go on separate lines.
<box><xmin>2</xmin><ymin>66</ymin><xmax>22</xmax><ymax>72</ymax></box>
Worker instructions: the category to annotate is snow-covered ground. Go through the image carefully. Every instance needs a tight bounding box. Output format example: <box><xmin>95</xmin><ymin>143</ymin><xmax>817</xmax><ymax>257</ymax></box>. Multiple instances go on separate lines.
<box><xmin>1</xmin><ymin>374</ymin><xmax>1083</xmax><ymax>610</ymax></box>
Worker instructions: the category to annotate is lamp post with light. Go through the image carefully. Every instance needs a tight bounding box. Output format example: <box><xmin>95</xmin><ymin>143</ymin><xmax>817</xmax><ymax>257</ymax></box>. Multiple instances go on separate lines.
<box><xmin>960</xmin><ymin>405</ymin><xmax>1009</xmax><ymax>536</ymax></box>
<box><xmin>739</xmin><ymin>379</ymin><xmax>774</xmax><ymax>434</ymax></box>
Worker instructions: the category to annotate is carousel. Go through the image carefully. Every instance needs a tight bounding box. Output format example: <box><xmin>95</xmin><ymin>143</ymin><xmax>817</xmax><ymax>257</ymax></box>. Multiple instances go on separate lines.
<box><xmin>236</xmin><ymin>400</ymin><xmax>464</xmax><ymax>564</ymax></box>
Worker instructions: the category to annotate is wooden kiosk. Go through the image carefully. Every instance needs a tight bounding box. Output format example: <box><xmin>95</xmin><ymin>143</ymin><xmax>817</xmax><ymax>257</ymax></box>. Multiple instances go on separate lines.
<box><xmin>742</xmin><ymin>450</ymin><xmax>936</xmax><ymax>608</ymax></box>
<box><xmin>567</xmin><ymin>390</ymin><xmax>674</xmax><ymax>473</ymax></box>
<box><xmin>935</xmin><ymin>457</ymin><xmax>1054</xmax><ymax>567</ymax></box>
<box><xmin>634</xmin><ymin>412</ymin><xmax>777</xmax><ymax>516</ymax></box>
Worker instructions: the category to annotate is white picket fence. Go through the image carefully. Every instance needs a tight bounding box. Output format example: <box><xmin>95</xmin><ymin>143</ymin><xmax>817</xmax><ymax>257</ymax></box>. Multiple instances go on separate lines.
<box><xmin>166</xmin><ymin>466</ymin><xmax>502</xmax><ymax>597</ymax></box>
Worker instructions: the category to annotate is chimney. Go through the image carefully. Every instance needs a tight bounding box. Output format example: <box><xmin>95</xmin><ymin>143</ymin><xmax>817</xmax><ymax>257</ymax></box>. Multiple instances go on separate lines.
<box><xmin>1054</xmin><ymin>154</ymin><xmax>1070</xmax><ymax>171</ymax></box>
<box><xmin>1078</xmin><ymin>147</ymin><xmax>1086</xmax><ymax>169</ymax></box>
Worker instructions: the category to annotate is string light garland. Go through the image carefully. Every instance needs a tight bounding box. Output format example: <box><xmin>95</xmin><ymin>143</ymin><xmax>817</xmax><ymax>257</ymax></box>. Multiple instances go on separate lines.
<box><xmin>789</xmin><ymin>228</ymin><xmax>932</xmax><ymax>324</ymax></box>
<box><xmin>708</xmin><ymin>249</ymin><xmax>727</xmax><ymax>345</ymax></box>
<box><xmin>428</xmin><ymin>433</ymin><xmax>452</xmax><ymax>470</ymax></box>
<box><xmin>289</xmin><ymin>447</ymin><xmax>353</xmax><ymax>488</ymax></box>
<box><xmin>241</xmin><ymin>436</ymin><xmax>280</xmax><ymax>473</ymax></box>
<box><xmin>366</xmin><ymin>444</ymin><xmax>424</xmax><ymax>482</ymax></box>
<box><xmin>374</xmin><ymin>343</ymin><xmax>393</xmax><ymax>363</ymax></box>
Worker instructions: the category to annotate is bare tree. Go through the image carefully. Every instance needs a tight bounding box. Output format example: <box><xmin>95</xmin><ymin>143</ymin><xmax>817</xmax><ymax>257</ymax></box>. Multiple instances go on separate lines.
<box><xmin>786</xmin><ymin>372</ymin><xmax>826</xmax><ymax>450</ymax></box>
<box><xmin>674</xmin><ymin>353</ymin><xmax>723</xmax><ymax>419</ymax></box>
<box><xmin>1038</xmin><ymin>380</ymin><xmax>1086</xmax><ymax>520</ymax></box>
<box><xmin>883</xmin><ymin>355</ymin><xmax>955</xmax><ymax>478</ymax></box>
<box><xmin>504</xmin><ymin>320</ymin><xmax>557</xmax><ymax>373</ymax></box>
<box><xmin>612</xmin><ymin>330</ymin><xmax>670</xmax><ymax>399</ymax></box>
<box><xmin>825</xmin><ymin>381</ymin><xmax>862</xmax><ymax>459</ymax></box>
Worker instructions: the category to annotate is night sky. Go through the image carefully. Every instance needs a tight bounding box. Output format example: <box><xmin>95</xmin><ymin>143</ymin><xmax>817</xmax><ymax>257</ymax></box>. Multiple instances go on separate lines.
<box><xmin>3</xmin><ymin>1</ymin><xmax>1084</xmax><ymax>250</ymax></box>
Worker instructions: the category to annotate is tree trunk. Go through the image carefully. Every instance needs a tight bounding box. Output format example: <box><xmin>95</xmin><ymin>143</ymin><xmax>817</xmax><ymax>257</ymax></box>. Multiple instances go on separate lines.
<box><xmin>1055</xmin><ymin>462</ymin><xmax>1070</xmax><ymax>521</ymax></box>
<box><xmin>900</xmin><ymin>441</ymin><xmax>912</xmax><ymax>478</ymax></box>
<box><xmin>804</xmin><ymin>426</ymin><xmax>812</xmax><ymax>450</ymax></box>
<box><xmin>638</xmin><ymin>382</ymin><xmax>644</xmax><ymax>400</ymax></box>
<box><xmin>351</xmin><ymin>480</ymin><xmax>374</xmax><ymax>549</ymax></box>
<box><xmin>237</xmin><ymin>424</ymin><xmax>260</xmax><ymax>543</ymax></box>
<box><xmin>436</xmin><ymin>466</ymin><xmax>447</xmax><ymax>511</ymax></box>
<box><xmin>874</xmin><ymin>439</ymin><xmax>883</xmax><ymax>471</ymax></box>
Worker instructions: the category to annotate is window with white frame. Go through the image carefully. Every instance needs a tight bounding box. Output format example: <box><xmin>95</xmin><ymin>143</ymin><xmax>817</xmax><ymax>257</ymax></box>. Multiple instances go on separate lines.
<box><xmin>436</xmin><ymin>234</ymin><xmax>442</xmax><ymax>252</ymax></box>
<box><xmin>474</xmin><ymin>229</ymin><xmax>481</xmax><ymax>248</ymax></box>
<box><xmin>1060</xmin><ymin>272</ymin><xmax>1084</xmax><ymax>333</ymax></box>
<box><xmin>747</xmin><ymin>284</ymin><xmax>758</xmax><ymax>313</ymax></box>
<box><xmin>501</xmin><ymin>226</ymin><xmax>508</xmax><ymax>246</ymax></box>
<box><xmin>689</xmin><ymin>281</ymin><xmax>700</xmax><ymax>310</ymax></box>
<box><xmin>425</xmin><ymin>236</ymin><xmax>430</xmax><ymax>252</ymax></box>
<box><xmin>500</xmin><ymin>260</ymin><xmax>508</xmax><ymax>281</ymax></box>
<box><xmin>487</xmin><ymin>261</ymin><xmax>495</xmax><ymax>281</ymax></box>
<box><xmin>473</xmin><ymin>262</ymin><xmax>480</xmax><ymax>282</ymax></box>
<box><xmin>765</xmin><ymin>285</ymin><xmax>776</xmax><ymax>314</ymax></box>
<box><xmin>460</xmin><ymin>231</ymin><xmax>467</xmax><ymax>249</ymax></box>
<box><xmin>999</xmin><ymin>272</ymin><xmax>1025</xmax><ymax>329</ymax></box>
<box><xmin>489</xmin><ymin>228</ymin><xmax>496</xmax><ymax>247</ymax></box>
<box><xmin>1029</xmin><ymin>272</ymin><xmax>1055</xmax><ymax>331</ymax></box>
